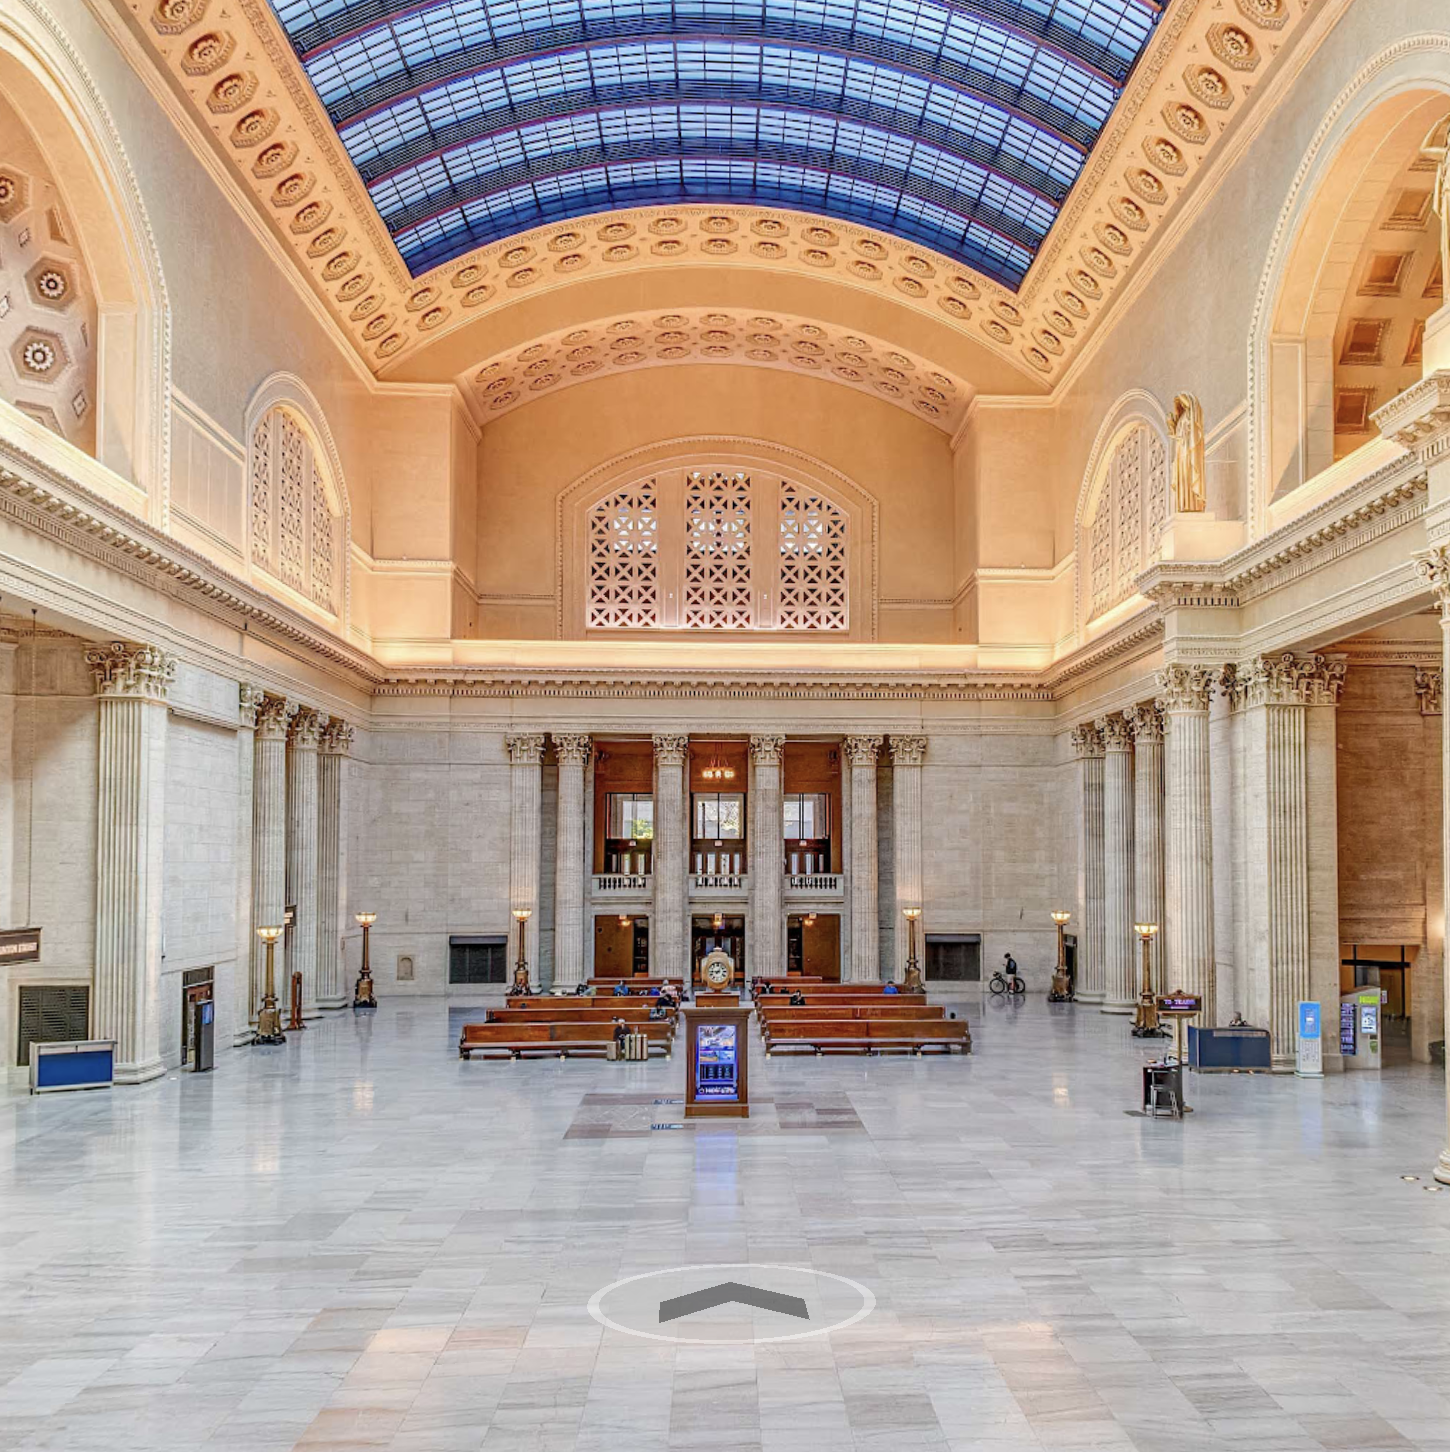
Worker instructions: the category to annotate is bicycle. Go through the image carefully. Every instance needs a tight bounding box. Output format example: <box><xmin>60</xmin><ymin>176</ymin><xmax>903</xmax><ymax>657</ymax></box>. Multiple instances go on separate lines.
<box><xmin>988</xmin><ymin>970</ymin><xmax>1026</xmax><ymax>996</ymax></box>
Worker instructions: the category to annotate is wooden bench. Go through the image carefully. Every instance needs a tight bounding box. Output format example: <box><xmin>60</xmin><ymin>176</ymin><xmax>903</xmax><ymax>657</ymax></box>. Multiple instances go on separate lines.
<box><xmin>757</xmin><ymin>1004</ymin><xmax>947</xmax><ymax>1021</ymax></box>
<box><xmin>486</xmin><ymin>1005</ymin><xmax>671</xmax><ymax>1024</ymax></box>
<box><xmin>755</xmin><ymin>994</ymin><xmax>926</xmax><ymax>1009</ymax></box>
<box><xmin>762</xmin><ymin>1018</ymin><xmax>969</xmax><ymax>1056</ymax></box>
<box><xmin>459</xmin><ymin>1020</ymin><xmax>675</xmax><ymax>1060</ymax></box>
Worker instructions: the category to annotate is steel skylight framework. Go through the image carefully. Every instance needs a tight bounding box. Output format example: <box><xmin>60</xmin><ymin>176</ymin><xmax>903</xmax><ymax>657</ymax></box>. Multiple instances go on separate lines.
<box><xmin>269</xmin><ymin>0</ymin><xmax>1166</xmax><ymax>286</ymax></box>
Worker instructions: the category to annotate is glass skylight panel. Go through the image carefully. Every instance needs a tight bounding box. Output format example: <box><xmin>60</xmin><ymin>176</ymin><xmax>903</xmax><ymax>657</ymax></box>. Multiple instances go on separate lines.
<box><xmin>266</xmin><ymin>0</ymin><xmax>1166</xmax><ymax>278</ymax></box>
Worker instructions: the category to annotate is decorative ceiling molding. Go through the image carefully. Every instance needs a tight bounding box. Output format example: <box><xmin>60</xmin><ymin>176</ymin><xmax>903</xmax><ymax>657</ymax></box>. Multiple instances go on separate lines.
<box><xmin>114</xmin><ymin>0</ymin><xmax>1323</xmax><ymax>390</ymax></box>
<box><xmin>464</xmin><ymin>307</ymin><xmax>969</xmax><ymax>432</ymax></box>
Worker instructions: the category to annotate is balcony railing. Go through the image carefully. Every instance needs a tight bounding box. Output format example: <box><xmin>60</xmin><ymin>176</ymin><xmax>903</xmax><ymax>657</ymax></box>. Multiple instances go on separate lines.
<box><xmin>786</xmin><ymin>873</ymin><xmax>844</xmax><ymax>897</ymax></box>
<box><xmin>690</xmin><ymin>873</ymin><xmax>749</xmax><ymax>896</ymax></box>
<box><xmin>592</xmin><ymin>873</ymin><xmax>651</xmax><ymax>895</ymax></box>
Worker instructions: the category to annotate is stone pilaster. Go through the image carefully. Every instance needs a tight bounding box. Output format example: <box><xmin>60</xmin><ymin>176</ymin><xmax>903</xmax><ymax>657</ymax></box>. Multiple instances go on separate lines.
<box><xmin>844</xmin><ymin>735</ymin><xmax>883</xmax><ymax>982</ymax></box>
<box><xmin>749</xmin><ymin>734</ymin><xmax>786</xmax><ymax>980</ymax></box>
<box><xmin>87</xmin><ymin>642</ymin><xmax>174</xmax><ymax>1083</ymax></box>
<box><xmin>1155</xmin><ymin>666</ymin><xmax>1216</xmax><ymax>1021</ymax></box>
<box><xmin>506</xmin><ymin>733</ymin><xmax>546</xmax><ymax>976</ymax></box>
<box><xmin>1126</xmin><ymin>704</ymin><xmax>1166</xmax><ymax>1002</ymax></box>
<box><xmin>286</xmin><ymin>707</ymin><xmax>323</xmax><ymax>1017</ymax></box>
<box><xmin>650</xmin><ymin>733</ymin><xmax>689</xmax><ymax>979</ymax></box>
<box><xmin>1304</xmin><ymin>657</ymin><xmax>1346</xmax><ymax>1073</ymax></box>
<box><xmin>233</xmin><ymin>684</ymin><xmax>264</xmax><ymax>1045</ymax></box>
<box><xmin>552</xmin><ymin>732</ymin><xmax>592</xmax><ymax>989</ymax></box>
<box><xmin>890</xmin><ymin>735</ymin><xmax>927</xmax><ymax>982</ymax></box>
<box><xmin>251</xmin><ymin>695</ymin><xmax>294</xmax><ymax>1026</ymax></box>
<box><xmin>1416</xmin><ymin>548</ymin><xmax>1450</xmax><ymax>1181</ymax></box>
<box><xmin>1072</xmin><ymin>724</ymin><xmax>1106</xmax><ymax>1003</ymax></box>
<box><xmin>1097</xmin><ymin>713</ymin><xmax>1135</xmax><ymax>1014</ymax></box>
<box><xmin>1415</xmin><ymin>667</ymin><xmax>1446</xmax><ymax>1067</ymax></box>
<box><xmin>316</xmin><ymin>719</ymin><xmax>353</xmax><ymax>1009</ymax></box>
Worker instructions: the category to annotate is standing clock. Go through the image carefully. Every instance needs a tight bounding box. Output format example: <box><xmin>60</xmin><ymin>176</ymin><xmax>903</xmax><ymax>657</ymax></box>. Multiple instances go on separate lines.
<box><xmin>700</xmin><ymin>948</ymin><xmax>734</xmax><ymax>989</ymax></box>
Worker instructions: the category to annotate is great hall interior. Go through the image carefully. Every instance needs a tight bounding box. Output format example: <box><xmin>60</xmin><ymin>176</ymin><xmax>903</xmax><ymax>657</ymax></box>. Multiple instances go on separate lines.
<box><xmin>2</xmin><ymin>0</ymin><xmax>1450</xmax><ymax>1448</ymax></box>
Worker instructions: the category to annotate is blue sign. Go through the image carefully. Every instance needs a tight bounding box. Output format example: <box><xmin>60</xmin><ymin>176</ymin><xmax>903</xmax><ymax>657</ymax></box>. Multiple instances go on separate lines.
<box><xmin>1298</xmin><ymin>1002</ymin><xmax>1320</xmax><ymax>1040</ymax></box>
<box><xmin>695</xmin><ymin>1024</ymin><xmax>739</xmax><ymax>1100</ymax></box>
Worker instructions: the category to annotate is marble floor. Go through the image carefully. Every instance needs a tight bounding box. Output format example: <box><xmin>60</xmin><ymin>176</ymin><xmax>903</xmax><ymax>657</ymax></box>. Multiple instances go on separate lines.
<box><xmin>1</xmin><ymin>997</ymin><xmax>1448</xmax><ymax>1452</ymax></box>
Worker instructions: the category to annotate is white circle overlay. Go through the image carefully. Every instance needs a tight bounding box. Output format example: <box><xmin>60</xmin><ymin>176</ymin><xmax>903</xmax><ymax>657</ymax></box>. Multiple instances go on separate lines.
<box><xmin>587</xmin><ymin>1262</ymin><xmax>876</xmax><ymax>1345</ymax></box>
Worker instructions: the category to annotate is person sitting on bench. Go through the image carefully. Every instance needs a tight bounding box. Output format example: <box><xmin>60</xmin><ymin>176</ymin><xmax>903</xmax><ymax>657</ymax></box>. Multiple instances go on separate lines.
<box><xmin>788</xmin><ymin>989</ymin><xmax>806</xmax><ymax>1007</ymax></box>
<box><xmin>612</xmin><ymin>1017</ymin><xmax>629</xmax><ymax>1047</ymax></box>
<box><xmin>612</xmin><ymin>981</ymin><xmax>630</xmax><ymax>996</ymax></box>
<box><xmin>883</xmin><ymin>981</ymin><xmax>899</xmax><ymax>995</ymax></box>
<box><xmin>649</xmin><ymin>998</ymin><xmax>669</xmax><ymax>1020</ymax></box>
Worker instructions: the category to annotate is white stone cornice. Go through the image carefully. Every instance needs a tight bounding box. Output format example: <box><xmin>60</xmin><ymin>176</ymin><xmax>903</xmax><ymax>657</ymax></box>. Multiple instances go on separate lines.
<box><xmin>86</xmin><ymin>641</ymin><xmax>175</xmax><ymax>700</ymax></box>
<box><xmin>505</xmin><ymin>732</ymin><xmax>546</xmax><ymax>764</ymax></box>
<box><xmin>1155</xmin><ymin>664</ymin><xmax>1214</xmax><ymax>714</ymax></box>
<box><xmin>1373</xmin><ymin>370</ymin><xmax>1450</xmax><ymax>461</ymax></box>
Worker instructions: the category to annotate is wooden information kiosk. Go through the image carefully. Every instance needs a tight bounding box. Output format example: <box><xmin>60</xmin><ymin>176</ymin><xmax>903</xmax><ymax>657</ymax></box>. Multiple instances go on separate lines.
<box><xmin>682</xmin><ymin>1002</ymin><xmax>751</xmax><ymax>1119</ymax></box>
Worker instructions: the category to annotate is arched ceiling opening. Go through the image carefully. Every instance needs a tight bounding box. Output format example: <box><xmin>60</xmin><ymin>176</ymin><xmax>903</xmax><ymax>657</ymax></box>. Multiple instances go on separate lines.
<box><xmin>267</xmin><ymin>0</ymin><xmax>1165</xmax><ymax>287</ymax></box>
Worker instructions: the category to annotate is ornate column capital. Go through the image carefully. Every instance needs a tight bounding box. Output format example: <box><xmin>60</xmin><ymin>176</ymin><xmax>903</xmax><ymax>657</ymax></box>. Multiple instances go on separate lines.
<box><xmin>86</xmin><ymin>642</ymin><xmax>175</xmax><ymax>701</ymax></box>
<box><xmin>553</xmin><ymin>732</ymin><xmax>593</xmax><ymax>766</ymax></box>
<box><xmin>1217</xmin><ymin>663</ymin><xmax>1248</xmax><ymax>711</ymax></box>
<box><xmin>238</xmin><ymin>683</ymin><xmax>266</xmax><ymax>729</ymax></box>
<box><xmin>890</xmin><ymin>734</ymin><xmax>928</xmax><ymax>765</ymax></box>
<box><xmin>1416</xmin><ymin>545</ymin><xmax>1450</xmax><ymax>617</ymax></box>
<box><xmin>1070</xmin><ymin>723</ymin><xmax>1104</xmax><ymax>758</ymax></box>
<box><xmin>1239</xmin><ymin>653</ymin><xmax>1345</xmax><ymax>708</ymax></box>
<box><xmin>1416</xmin><ymin>666</ymin><xmax>1443</xmax><ymax>716</ymax></box>
<box><xmin>320</xmin><ymin>718</ymin><xmax>355</xmax><ymax>755</ymax></box>
<box><xmin>842</xmin><ymin>734</ymin><xmax>883</xmax><ymax>767</ymax></box>
<box><xmin>651</xmin><ymin>732</ymin><xmax>689</xmax><ymax>766</ymax></box>
<box><xmin>288</xmin><ymin>705</ymin><xmax>324</xmax><ymax>750</ymax></box>
<box><xmin>1124</xmin><ymin>704</ymin><xmax>1164</xmax><ymax>742</ymax></box>
<box><xmin>505</xmin><ymin>731</ymin><xmax>546</xmax><ymax>764</ymax></box>
<box><xmin>1095</xmin><ymin>713</ymin><xmax>1133</xmax><ymax>752</ymax></box>
<box><xmin>255</xmin><ymin>695</ymin><xmax>296</xmax><ymax>741</ymax></box>
<box><xmin>1155</xmin><ymin>664</ymin><xmax>1214</xmax><ymax>713</ymax></box>
<box><xmin>1301</xmin><ymin>655</ymin><xmax>1347</xmax><ymax>706</ymax></box>
<box><xmin>749</xmin><ymin>733</ymin><xmax>786</xmax><ymax>765</ymax></box>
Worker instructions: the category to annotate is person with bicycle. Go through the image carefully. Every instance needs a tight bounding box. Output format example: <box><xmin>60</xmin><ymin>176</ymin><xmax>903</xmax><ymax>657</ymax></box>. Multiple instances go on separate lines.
<box><xmin>989</xmin><ymin>953</ymin><xmax>1026</xmax><ymax>995</ymax></box>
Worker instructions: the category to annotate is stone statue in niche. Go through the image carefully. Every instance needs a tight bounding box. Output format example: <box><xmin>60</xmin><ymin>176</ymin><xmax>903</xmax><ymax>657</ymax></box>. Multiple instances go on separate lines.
<box><xmin>1424</xmin><ymin>113</ymin><xmax>1450</xmax><ymax>301</ymax></box>
<box><xmin>1167</xmin><ymin>393</ymin><xmax>1207</xmax><ymax>513</ymax></box>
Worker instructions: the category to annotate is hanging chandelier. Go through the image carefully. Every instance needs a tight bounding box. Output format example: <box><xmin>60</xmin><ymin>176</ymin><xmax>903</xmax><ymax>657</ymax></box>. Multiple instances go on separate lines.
<box><xmin>700</xmin><ymin>746</ymin><xmax>735</xmax><ymax>782</ymax></box>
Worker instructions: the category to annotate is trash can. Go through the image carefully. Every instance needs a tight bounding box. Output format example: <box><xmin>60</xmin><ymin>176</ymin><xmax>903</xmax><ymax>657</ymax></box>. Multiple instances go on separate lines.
<box><xmin>624</xmin><ymin>1032</ymin><xmax>649</xmax><ymax>1061</ymax></box>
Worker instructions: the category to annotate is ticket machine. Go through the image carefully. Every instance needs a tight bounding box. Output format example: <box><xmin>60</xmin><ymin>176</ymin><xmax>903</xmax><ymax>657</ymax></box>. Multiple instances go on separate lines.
<box><xmin>1339</xmin><ymin>989</ymin><xmax>1382</xmax><ymax>1072</ymax></box>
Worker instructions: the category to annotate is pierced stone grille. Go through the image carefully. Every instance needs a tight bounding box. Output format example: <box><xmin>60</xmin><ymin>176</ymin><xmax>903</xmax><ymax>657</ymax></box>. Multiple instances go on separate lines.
<box><xmin>1090</xmin><ymin>497</ymin><xmax>1113</xmax><ymax>619</ymax></box>
<box><xmin>310</xmin><ymin>463</ymin><xmax>334</xmax><ymax>611</ymax></box>
<box><xmin>777</xmin><ymin>482</ymin><xmax>847</xmax><ymax>630</ymax></box>
<box><xmin>277</xmin><ymin>411</ymin><xmax>307</xmax><ymax>593</ymax></box>
<box><xmin>1114</xmin><ymin>430</ymin><xmax>1142</xmax><ymax>602</ymax></box>
<box><xmin>249</xmin><ymin>415</ymin><xmax>272</xmax><ymax>568</ymax></box>
<box><xmin>1147</xmin><ymin>431</ymin><xmax>1168</xmax><ymax>552</ymax></box>
<box><xmin>587</xmin><ymin>481</ymin><xmax>659</xmax><ymax>628</ymax></box>
<box><xmin>685</xmin><ymin>471</ymin><xmax>753</xmax><ymax>629</ymax></box>
<box><xmin>1085</xmin><ymin>421</ymin><xmax>1171</xmax><ymax>623</ymax></box>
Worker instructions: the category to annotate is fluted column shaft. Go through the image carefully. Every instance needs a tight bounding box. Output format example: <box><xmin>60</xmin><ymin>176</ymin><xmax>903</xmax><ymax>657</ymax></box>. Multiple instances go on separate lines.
<box><xmin>233</xmin><ymin>685</ymin><xmax>264</xmax><ymax>1044</ymax></box>
<box><xmin>891</xmin><ymin>735</ymin><xmax>926</xmax><ymax>982</ymax></box>
<box><xmin>506</xmin><ymin>734</ymin><xmax>545</xmax><ymax>973</ymax></box>
<box><xmin>1099</xmin><ymin>715</ymin><xmax>1136</xmax><ymax>1013</ymax></box>
<box><xmin>316</xmin><ymin>720</ymin><xmax>353</xmax><ymax>1009</ymax></box>
<box><xmin>88</xmin><ymin>642</ymin><xmax>174</xmax><ymax>1084</ymax></box>
<box><xmin>552</xmin><ymin>733</ymin><xmax>592</xmax><ymax>989</ymax></box>
<box><xmin>252</xmin><ymin>696</ymin><xmax>293</xmax><ymax>1023</ymax></box>
<box><xmin>1072</xmin><ymin>725</ymin><xmax>1105</xmax><ymax>1003</ymax></box>
<box><xmin>1156</xmin><ymin>667</ymin><xmax>1216</xmax><ymax>1020</ymax></box>
<box><xmin>749</xmin><ymin>735</ymin><xmax>786</xmax><ymax>980</ymax></box>
<box><xmin>650</xmin><ymin>734</ymin><xmax>688</xmax><ymax>978</ymax></box>
<box><xmin>286</xmin><ymin>708</ymin><xmax>322</xmax><ymax>1017</ymax></box>
<box><xmin>1127</xmin><ymin>705</ymin><xmax>1166</xmax><ymax>998</ymax></box>
<box><xmin>845</xmin><ymin>735</ymin><xmax>883</xmax><ymax>982</ymax></box>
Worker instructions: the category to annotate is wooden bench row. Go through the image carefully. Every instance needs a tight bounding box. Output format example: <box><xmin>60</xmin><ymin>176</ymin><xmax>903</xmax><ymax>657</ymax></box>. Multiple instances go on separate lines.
<box><xmin>485</xmin><ymin>1005</ymin><xmax>673</xmax><ymax>1024</ymax></box>
<box><xmin>762</xmin><ymin>1018</ymin><xmax>969</xmax><ymax>1055</ymax></box>
<box><xmin>459</xmin><ymin>1020</ymin><xmax>674</xmax><ymax>1060</ymax></box>
<box><xmin>757</xmin><ymin>1004</ymin><xmax>947</xmax><ymax>1021</ymax></box>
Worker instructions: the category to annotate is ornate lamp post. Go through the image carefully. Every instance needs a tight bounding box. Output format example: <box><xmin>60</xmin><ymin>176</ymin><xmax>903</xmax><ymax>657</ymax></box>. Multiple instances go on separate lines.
<box><xmin>902</xmin><ymin>907</ymin><xmax>923</xmax><ymax>991</ymax></box>
<box><xmin>1131</xmin><ymin>922</ymin><xmax>1167</xmax><ymax>1037</ymax></box>
<box><xmin>512</xmin><ymin>907</ymin><xmax>534</xmax><ymax>995</ymax></box>
<box><xmin>254</xmin><ymin>925</ymin><xmax>286</xmax><ymax>1044</ymax></box>
<box><xmin>352</xmin><ymin>911</ymin><xmax>377</xmax><ymax>1012</ymax></box>
<box><xmin>1049</xmin><ymin>910</ymin><xmax>1073</xmax><ymax>1001</ymax></box>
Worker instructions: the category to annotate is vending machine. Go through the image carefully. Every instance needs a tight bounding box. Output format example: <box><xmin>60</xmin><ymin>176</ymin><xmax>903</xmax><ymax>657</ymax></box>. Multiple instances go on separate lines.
<box><xmin>1339</xmin><ymin>989</ymin><xmax>1382</xmax><ymax>1072</ymax></box>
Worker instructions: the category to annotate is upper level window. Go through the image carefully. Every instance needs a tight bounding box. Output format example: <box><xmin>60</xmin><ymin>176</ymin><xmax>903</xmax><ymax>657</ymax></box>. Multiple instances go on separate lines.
<box><xmin>783</xmin><ymin>794</ymin><xmax>830</xmax><ymax>840</ymax></box>
<box><xmin>606</xmin><ymin>792</ymin><xmax>654</xmax><ymax>842</ymax></box>
<box><xmin>586</xmin><ymin>470</ymin><xmax>847</xmax><ymax>633</ymax></box>
<box><xmin>693</xmin><ymin>793</ymin><xmax>745</xmax><ymax>840</ymax></box>
<box><xmin>249</xmin><ymin>406</ymin><xmax>341</xmax><ymax>615</ymax></box>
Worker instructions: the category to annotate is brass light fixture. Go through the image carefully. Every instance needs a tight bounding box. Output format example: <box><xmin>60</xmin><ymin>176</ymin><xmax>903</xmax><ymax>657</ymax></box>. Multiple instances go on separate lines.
<box><xmin>511</xmin><ymin>907</ymin><xmax>534</xmax><ymax>995</ymax></box>
<box><xmin>352</xmin><ymin>911</ymin><xmax>378</xmax><ymax>1011</ymax></box>
<box><xmin>700</xmin><ymin>745</ymin><xmax>736</xmax><ymax>782</ymax></box>
<box><xmin>1049</xmin><ymin>910</ymin><xmax>1073</xmax><ymax>1002</ymax></box>
<box><xmin>902</xmin><ymin>907</ymin><xmax>923</xmax><ymax>991</ymax></box>
<box><xmin>254</xmin><ymin>925</ymin><xmax>285</xmax><ymax>1044</ymax></box>
<box><xmin>1131</xmin><ymin>922</ymin><xmax>1167</xmax><ymax>1038</ymax></box>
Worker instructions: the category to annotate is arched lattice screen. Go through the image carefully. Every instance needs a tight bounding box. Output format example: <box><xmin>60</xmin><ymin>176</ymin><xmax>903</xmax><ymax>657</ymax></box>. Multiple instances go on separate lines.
<box><xmin>586</xmin><ymin>470</ymin><xmax>847</xmax><ymax>632</ymax></box>
<box><xmin>249</xmin><ymin>407</ymin><xmax>341</xmax><ymax>615</ymax></box>
<box><xmin>1085</xmin><ymin>424</ymin><xmax>1168</xmax><ymax>622</ymax></box>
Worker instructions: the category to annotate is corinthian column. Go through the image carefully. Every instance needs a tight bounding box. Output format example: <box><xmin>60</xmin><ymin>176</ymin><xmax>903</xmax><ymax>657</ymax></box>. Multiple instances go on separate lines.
<box><xmin>286</xmin><ymin>707</ymin><xmax>323</xmax><ymax>1018</ymax></box>
<box><xmin>87</xmin><ymin>642</ymin><xmax>174</xmax><ymax>1084</ymax></box>
<box><xmin>1126</xmin><ymin>704</ymin><xmax>1166</xmax><ymax>999</ymax></box>
<box><xmin>1417</xmin><ymin>547</ymin><xmax>1450</xmax><ymax>1181</ymax></box>
<box><xmin>552</xmin><ymin>733</ymin><xmax>592</xmax><ymax>989</ymax></box>
<box><xmin>1155</xmin><ymin>666</ymin><xmax>1216</xmax><ymax>1020</ymax></box>
<box><xmin>1072</xmin><ymin>724</ymin><xmax>1105</xmax><ymax>1003</ymax></box>
<box><xmin>252</xmin><ymin>696</ymin><xmax>294</xmax><ymax>1027</ymax></box>
<box><xmin>233</xmin><ymin>684</ymin><xmax>264</xmax><ymax>1045</ymax></box>
<box><xmin>506</xmin><ymin>733</ymin><xmax>545</xmax><ymax>976</ymax></box>
<box><xmin>651</xmin><ymin>733</ymin><xmax>689</xmax><ymax>979</ymax></box>
<box><xmin>890</xmin><ymin>735</ymin><xmax>927</xmax><ymax>982</ymax></box>
<box><xmin>844</xmin><ymin>735</ymin><xmax>883</xmax><ymax>982</ymax></box>
<box><xmin>749</xmin><ymin>734</ymin><xmax>786</xmax><ymax>980</ymax></box>
<box><xmin>1098</xmin><ymin>714</ymin><xmax>1136</xmax><ymax>1014</ymax></box>
<box><xmin>316</xmin><ymin>719</ymin><xmax>353</xmax><ymax>1009</ymax></box>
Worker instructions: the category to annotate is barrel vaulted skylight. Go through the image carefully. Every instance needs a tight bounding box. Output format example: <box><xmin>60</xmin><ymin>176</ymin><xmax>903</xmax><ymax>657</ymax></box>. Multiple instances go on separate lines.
<box><xmin>267</xmin><ymin>0</ymin><xmax>1167</xmax><ymax>287</ymax></box>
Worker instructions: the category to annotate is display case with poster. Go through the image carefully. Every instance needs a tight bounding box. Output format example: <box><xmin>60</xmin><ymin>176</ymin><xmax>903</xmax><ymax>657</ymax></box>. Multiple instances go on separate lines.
<box><xmin>682</xmin><ymin>1003</ymin><xmax>751</xmax><ymax>1118</ymax></box>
